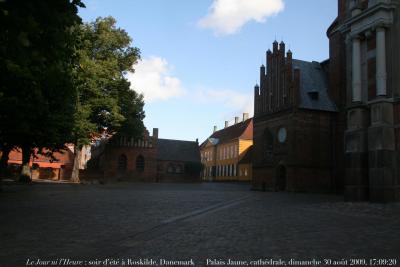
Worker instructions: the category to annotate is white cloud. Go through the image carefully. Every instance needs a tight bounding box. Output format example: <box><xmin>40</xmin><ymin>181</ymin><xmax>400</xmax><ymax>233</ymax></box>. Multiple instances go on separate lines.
<box><xmin>127</xmin><ymin>56</ymin><xmax>185</xmax><ymax>102</ymax></box>
<box><xmin>198</xmin><ymin>0</ymin><xmax>284</xmax><ymax>36</ymax></box>
<box><xmin>195</xmin><ymin>88</ymin><xmax>254</xmax><ymax>119</ymax></box>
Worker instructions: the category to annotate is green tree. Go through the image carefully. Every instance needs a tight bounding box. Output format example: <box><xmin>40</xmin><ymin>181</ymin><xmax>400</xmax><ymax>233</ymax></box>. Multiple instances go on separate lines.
<box><xmin>0</xmin><ymin>0</ymin><xmax>83</xmax><ymax>181</ymax></box>
<box><xmin>71</xmin><ymin>17</ymin><xmax>144</xmax><ymax>182</ymax></box>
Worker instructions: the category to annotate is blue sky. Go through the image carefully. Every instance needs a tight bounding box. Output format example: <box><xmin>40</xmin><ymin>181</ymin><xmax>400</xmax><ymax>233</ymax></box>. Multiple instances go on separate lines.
<box><xmin>79</xmin><ymin>0</ymin><xmax>337</xmax><ymax>142</ymax></box>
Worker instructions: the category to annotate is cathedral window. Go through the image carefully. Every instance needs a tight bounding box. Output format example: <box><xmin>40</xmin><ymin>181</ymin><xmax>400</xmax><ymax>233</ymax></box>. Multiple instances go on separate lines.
<box><xmin>264</xmin><ymin>129</ymin><xmax>274</xmax><ymax>160</ymax></box>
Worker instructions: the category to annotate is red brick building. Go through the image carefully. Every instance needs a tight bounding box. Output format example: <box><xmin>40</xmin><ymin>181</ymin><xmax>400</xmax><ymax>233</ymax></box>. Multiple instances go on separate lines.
<box><xmin>6</xmin><ymin>146</ymin><xmax>77</xmax><ymax>180</ymax></box>
<box><xmin>4</xmin><ymin>128</ymin><xmax>201</xmax><ymax>183</ymax></box>
<box><xmin>253</xmin><ymin>0</ymin><xmax>400</xmax><ymax>202</ymax></box>
<box><xmin>93</xmin><ymin>128</ymin><xmax>201</xmax><ymax>182</ymax></box>
<box><xmin>252</xmin><ymin>41</ymin><xmax>340</xmax><ymax>193</ymax></box>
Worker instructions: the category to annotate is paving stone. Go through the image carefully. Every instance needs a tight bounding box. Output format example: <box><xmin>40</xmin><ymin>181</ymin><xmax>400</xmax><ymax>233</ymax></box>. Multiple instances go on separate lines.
<box><xmin>0</xmin><ymin>183</ymin><xmax>399</xmax><ymax>267</ymax></box>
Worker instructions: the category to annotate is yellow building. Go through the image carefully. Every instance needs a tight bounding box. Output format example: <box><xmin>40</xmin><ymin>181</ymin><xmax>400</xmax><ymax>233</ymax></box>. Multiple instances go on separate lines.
<box><xmin>200</xmin><ymin>114</ymin><xmax>253</xmax><ymax>182</ymax></box>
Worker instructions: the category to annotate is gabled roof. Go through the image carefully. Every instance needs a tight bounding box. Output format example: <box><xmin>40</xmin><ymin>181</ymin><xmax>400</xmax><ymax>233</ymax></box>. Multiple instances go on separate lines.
<box><xmin>292</xmin><ymin>59</ymin><xmax>337</xmax><ymax>112</ymax></box>
<box><xmin>201</xmin><ymin>118</ymin><xmax>253</xmax><ymax>147</ymax></box>
<box><xmin>157</xmin><ymin>139</ymin><xmax>200</xmax><ymax>163</ymax></box>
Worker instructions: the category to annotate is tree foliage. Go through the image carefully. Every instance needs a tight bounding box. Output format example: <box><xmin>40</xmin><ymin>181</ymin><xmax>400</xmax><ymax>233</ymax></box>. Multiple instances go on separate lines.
<box><xmin>73</xmin><ymin>16</ymin><xmax>144</xmax><ymax>146</ymax></box>
<box><xmin>0</xmin><ymin>3</ymin><xmax>145</xmax><ymax>182</ymax></box>
<box><xmin>0</xmin><ymin>0</ymin><xmax>84</xmax><ymax>181</ymax></box>
<box><xmin>70</xmin><ymin>17</ymin><xmax>145</xmax><ymax>181</ymax></box>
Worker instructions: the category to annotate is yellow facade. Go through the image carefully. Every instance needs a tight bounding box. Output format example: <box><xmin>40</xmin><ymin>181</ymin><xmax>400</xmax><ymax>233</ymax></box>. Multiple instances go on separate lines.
<box><xmin>200</xmin><ymin>142</ymin><xmax>216</xmax><ymax>181</ymax></box>
<box><xmin>200</xmin><ymin>139</ymin><xmax>252</xmax><ymax>182</ymax></box>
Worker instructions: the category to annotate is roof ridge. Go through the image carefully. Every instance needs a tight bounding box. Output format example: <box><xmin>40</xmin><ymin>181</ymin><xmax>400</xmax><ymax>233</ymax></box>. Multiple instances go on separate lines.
<box><xmin>212</xmin><ymin>118</ymin><xmax>252</xmax><ymax>134</ymax></box>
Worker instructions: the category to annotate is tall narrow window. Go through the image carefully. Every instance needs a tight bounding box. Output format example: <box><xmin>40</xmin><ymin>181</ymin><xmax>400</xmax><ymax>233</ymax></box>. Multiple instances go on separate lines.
<box><xmin>136</xmin><ymin>155</ymin><xmax>145</xmax><ymax>172</ymax></box>
<box><xmin>264</xmin><ymin>129</ymin><xmax>274</xmax><ymax>160</ymax></box>
<box><xmin>118</xmin><ymin>154</ymin><xmax>127</xmax><ymax>171</ymax></box>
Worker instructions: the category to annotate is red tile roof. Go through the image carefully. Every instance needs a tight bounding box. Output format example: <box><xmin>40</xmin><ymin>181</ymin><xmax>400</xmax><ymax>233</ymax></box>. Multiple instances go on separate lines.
<box><xmin>201</xmin><ymin>118</ymin><xmax>253</xmax><ymax>147</ymax></box>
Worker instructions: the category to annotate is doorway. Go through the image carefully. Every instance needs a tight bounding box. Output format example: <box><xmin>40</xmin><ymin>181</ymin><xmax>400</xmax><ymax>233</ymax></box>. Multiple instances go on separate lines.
<box><xmin>276</xmin><ymin>166</ymin><xmax>287</xmax><ymax>191</ymax></box>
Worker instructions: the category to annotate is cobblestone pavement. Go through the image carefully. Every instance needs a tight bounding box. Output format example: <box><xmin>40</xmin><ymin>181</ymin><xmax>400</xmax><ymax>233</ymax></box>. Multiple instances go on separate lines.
<box><xmin>0</xmin><ymin>182</ymin><xmax>399</xmax><ymax>267</ymax></box>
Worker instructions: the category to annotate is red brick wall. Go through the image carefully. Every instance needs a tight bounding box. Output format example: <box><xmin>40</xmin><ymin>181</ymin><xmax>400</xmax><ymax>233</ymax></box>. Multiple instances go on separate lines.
<box><xmin>102</xmin><ymin>146</ymin><xmax>157</xmax><ymax>182</ymax></box>
<box><xmin>156</xmin><ymin>160</ymin><xmax>200</xmax><ymax>182</ymax></box>
<box><xmin>252</xmin><ymin>110</ymin><xmax>335</xmax><ymax>193</ymax></box>
<box><xmin>7</xmin><ymin>148</ymin><xmax>74</xmax><ymax>180</ymax></box>
<box><xmin>8</xmin><ymin>148</ymin><xmax>74</xmax><ymax>169</ymax></box>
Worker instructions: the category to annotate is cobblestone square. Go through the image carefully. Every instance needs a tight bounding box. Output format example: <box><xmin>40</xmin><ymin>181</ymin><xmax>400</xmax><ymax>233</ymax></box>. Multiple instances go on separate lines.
<box><xmin>1</xmin><ymin>183</ymin><xmax>399</xmax><ymax>267</ymax></box>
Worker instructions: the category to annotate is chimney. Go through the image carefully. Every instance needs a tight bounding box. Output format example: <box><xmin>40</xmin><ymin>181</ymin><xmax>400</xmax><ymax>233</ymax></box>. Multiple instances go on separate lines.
<box><xmin>152</xmin><ymin>128</ymin><xmax>158</xmax><ymax>139</ymax></box>
<box><xmin>225</xmin><ymin>121</ymin><xmax>229</xmax><ymax>128</ymax></box>
<box><xmin>234</xmin><ymin>117</ymin><xmax>239</xmax><ymax>124</ymax></box>
<box><xmin>213</xmin><ymin>126</ymin><xmax>217</xmax><ymax>133</ymax></box>
<box><xmin>152</xmin><ymin>128</ymin><xmax>159</xmax><ymax>145</ymax></box>
<box><xmin>243</xmin><ymin>113</ymin><xmax>249</xmax><ymax>121</ymax></box>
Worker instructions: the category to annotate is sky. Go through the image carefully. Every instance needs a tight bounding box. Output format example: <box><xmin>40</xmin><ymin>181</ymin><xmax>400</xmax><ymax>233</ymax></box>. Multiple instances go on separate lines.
<box><xmin>78</xmin><ymin>0</ymin><xmax>337</xmax><ymax>143</ymax></box>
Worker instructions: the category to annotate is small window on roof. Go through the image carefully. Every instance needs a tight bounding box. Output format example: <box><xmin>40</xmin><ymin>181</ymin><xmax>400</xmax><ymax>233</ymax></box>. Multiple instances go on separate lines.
<box><xmin>308</xmin><ymin>91</ymin><xmax>319</xmax><ymax>100</ymax></box>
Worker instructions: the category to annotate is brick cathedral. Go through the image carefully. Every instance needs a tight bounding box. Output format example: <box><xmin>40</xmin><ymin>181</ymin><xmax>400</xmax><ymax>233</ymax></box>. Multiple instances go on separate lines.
<box><xmin>252</xmin><ymin>0</ymin><xmax>400</xmax><ymax>202</ymax></box>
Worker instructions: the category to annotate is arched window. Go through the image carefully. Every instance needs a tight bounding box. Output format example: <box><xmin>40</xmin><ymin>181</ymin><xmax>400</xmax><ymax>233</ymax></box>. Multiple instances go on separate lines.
<box><xmin>118</xmin><ymin>154</ymin><xmax>127</xmax><ymax>171</ymax></box>
<box><xmin>136</xmin><ymin>155</ymin><xmax>145</xmax><ymax>172</ymax></box>
<box><xmin>167</xmin><ymin>164</ymin><xmax>175</xmax><ymax>173</ymax></box>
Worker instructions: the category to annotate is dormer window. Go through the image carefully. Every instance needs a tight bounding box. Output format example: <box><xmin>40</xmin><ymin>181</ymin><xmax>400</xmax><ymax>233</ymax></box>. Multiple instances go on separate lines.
<box><xmin>308</xmin><ymin>91</ymin><xmax>319</xmax><ymax>100</ymax></box>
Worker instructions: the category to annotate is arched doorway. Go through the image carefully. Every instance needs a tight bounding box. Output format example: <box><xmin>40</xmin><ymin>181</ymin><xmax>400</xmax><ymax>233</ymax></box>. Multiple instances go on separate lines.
<box><xmin>118</xmin><ymin>154</ymin><xmax>127</xmax><ymax>171</ymax></box>
<box><xmin>136</xmin><ymin>155</ymin><xmax>145</xmax><ymax>172</ymax></box>
<box><xmin>276</xmin><ymin>165</ymin><xmax>287</xmax><ymax>191</ymax></box>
